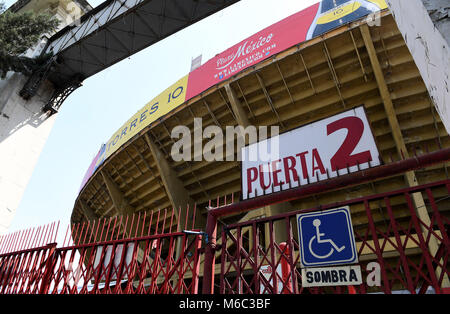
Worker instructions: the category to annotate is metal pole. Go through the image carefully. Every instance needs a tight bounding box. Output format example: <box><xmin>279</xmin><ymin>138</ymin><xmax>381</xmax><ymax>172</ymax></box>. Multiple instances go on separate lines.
<box><xmin>202</xmin><ymin>210</ymin><xmax>218</xmax><ymax>294</ymax></box>
<box><xmin>39</xmin><ymin>243</ymin><xmax>57</xmax><ymax>294</ymax></box>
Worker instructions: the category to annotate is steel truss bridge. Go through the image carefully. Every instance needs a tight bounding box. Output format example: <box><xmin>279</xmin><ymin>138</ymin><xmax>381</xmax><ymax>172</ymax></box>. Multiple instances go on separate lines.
<box><xmin>19</xmin><ymin>0</ymin><xmax>239</xmax><ymax>113</ymax></box>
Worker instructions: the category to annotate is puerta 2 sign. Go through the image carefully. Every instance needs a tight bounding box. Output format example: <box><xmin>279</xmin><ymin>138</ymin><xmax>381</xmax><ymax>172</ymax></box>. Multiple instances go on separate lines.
<box><xmin>241</xmin><ymin>106</ymin><xmax>381</xmax><ymax>200</ymax></box>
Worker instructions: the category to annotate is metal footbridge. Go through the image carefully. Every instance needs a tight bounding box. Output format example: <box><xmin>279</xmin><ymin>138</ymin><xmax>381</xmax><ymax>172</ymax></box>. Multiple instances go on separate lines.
<box><xmin>19</xmin><ymin>0</ymin><xmax>239</xmax><ymax>113</ymax></box>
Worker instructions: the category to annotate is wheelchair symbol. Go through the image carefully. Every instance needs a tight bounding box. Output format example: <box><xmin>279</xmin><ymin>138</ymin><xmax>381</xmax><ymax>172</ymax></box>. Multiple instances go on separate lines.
<box><xmin>308</xmin><ymin>219</ymin><xmax>345</xmax><ymax>259</ymax></box>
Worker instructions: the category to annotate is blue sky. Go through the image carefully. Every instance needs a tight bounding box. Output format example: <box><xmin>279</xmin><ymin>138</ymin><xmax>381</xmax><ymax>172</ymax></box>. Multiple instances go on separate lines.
<box><xmin>5</xmin><ymin>0</ymin><xmax>318</xmax><ymax>238</ymax></box>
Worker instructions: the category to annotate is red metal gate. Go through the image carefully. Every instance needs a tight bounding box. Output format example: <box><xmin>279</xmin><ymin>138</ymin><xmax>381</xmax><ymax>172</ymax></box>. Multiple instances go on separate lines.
<box><xmin>217</xmin><ymin>179</ymin><xmax>449</xmax><ymax>294</ymax></box>
<box><xmin>0</xmin><ymin>211</ymin><xmax>203</xmax><ymax>294</ymax></box>
<box><xmin>0</xmin><ymin>244</ymin><xmax>56</xmax><ymax>294</ymax></box>
<box><xmin>45</xmin><ymin>231</ymin><xmax>202</xmax><ymax>294</ymax></box>
<box><xmin>201</xmin><ymin>149</ymin><xmax>450</xmax><ymax>294</ymax></box>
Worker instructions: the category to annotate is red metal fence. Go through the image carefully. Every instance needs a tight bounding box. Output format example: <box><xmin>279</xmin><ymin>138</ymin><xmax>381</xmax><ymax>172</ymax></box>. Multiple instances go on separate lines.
<box><xmin>45</xmin><ymin>231</ymin><xmax>202</xmax><ymax>294</ymax></box>
<box><xmin>201</xmin><ymin>148</ymin><xmax>450</xmax><ymax>294</ymax></box>
<box><xmin>0</xmin><ymin>244</ymin><xmax>56</xmax><ymax>294</ymax></box>
<box><xmin>217</xmin><ymin>180</ymin><xmax>450</xmax><ymax>294</ymax></box>
<box><xmin>0</xmin><ymin>207</ymin><xmax>203</xmax><ymax>294</ymax></box>
<box><xmin>1</xmin><ymin>149</ymin><xmax>449</xmax><ymax>294</ymax></box>
<box><xmin>0</xmin><ymin>233</ymin><xmax>202</xmax><ymax>294</ymax></box>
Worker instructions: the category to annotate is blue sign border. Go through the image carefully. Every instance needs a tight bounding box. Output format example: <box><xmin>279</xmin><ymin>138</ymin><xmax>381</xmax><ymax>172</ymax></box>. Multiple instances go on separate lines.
<box><xmin>297</xmin><ymin>207</ymin><xmax>358</xmax><ymax>267</ymax></box>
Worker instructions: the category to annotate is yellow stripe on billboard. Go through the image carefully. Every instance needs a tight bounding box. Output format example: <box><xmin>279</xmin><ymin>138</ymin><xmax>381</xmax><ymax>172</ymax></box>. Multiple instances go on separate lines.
<box><xmin>317</xmin><ymin>1</ymin><xmax>361</xmax><ymax>24</ymax></box>
<box><xmin>95</xmin><ymin>74</ymin><xmax>189</xmax><ymax>168</ymax></box>
<box><xmin>367</xmin><ymin>0</ymin><xmax>388</xmax><ymax>9</ymax></box>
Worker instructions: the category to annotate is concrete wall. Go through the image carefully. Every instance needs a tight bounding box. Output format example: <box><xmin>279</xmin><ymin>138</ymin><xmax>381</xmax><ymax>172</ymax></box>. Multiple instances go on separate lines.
<box><xmin>386</xmin><ymin>0</ymin><xmax>450</xmax><ymax>134</ymax></box>
<box><xmin>0</xmin><ymin>0</ymin><xmax>91</xmax><ymax>235</ymax></box>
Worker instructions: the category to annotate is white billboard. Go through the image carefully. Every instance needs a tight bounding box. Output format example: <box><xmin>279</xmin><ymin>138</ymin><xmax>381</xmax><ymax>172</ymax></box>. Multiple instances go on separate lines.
<box><xmin>241</xmin><ymin>106</ymin><xmax>380</xmax><ymax>200</ymax></box>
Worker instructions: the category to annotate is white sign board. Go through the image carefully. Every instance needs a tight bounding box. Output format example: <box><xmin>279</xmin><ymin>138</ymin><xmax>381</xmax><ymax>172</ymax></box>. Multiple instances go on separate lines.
<box><xmin>297</xmin><ymin>207</ymin><xmax>358</xmax><ymax>267</ymax></box>
<box><xmin>301</xmin><ymin>265</ymin><xmax>362</xmax><ymax>287</ymax></box>
<box><xmin>241</xmin><ymin>106</ymin><xmax>380</xmax><ymax>199</ymax></box>
<box><xmin>259</xmin><ymin>264</ymin><xmax>283</xmax><ymax>293</ymax></box>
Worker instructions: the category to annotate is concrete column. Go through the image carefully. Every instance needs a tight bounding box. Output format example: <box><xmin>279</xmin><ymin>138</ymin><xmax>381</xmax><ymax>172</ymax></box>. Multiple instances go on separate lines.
<box><xmin>101</xmin><ymin>169</ymin><xmax>141</xmax><ymax>238</ymax></box>
<box><xmin>144</xmin><ymin>133</ymin><xmax>200</xmax><ymax>230</ymax></box>
<box><xmin>0</xmin><ymin>0</ymin><xmax>93</xmax><ymax>235</ymax></box>
<box><xmin>225</xmin><ymin>83</ymin><xmax>294</xmax><ymax>247</ymax></box>
<box><xmin>387</xmin><ymin>0</ymin><xmax>450</xmax><ymax>133</ymax></box>
<box><xmin>0</xmin><ymin>73</ymin><xmax>56</xmax><ymax>235</ymax></box>
<box><xmin>361</xmin><ymin>23</ymin><xmax>449</xmax><ymax>288</ymax></box>
<box><xmin>101</xmin><ymin>170</ymin><xmax>135</xmax><ymax>216</ymax></box>
<box><xmin>225</xmin><ymin>83</ymin><xmax>250</xmax><ymax>128</ymax></box>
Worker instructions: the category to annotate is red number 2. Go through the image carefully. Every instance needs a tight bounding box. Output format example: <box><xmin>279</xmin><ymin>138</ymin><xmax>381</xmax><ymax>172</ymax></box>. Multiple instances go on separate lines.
<box><xmin>327</xmin><ymin>116</ymin><xmax>372</xmax><ymax>171</ymax></box>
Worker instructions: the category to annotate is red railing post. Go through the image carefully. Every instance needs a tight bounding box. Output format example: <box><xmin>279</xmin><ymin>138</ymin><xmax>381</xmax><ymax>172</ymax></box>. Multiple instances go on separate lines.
<box><xmin>39</xmin><ymin>243</ymin><xmax>57</xmax><ymax>294</ymax></box>
<box><xmin>202</xmin><ymin>210</ymin><xmax>218</xmax><ymax>294</ymax></box>
<box><xmin>191</xmin><ymin>234</ymin><xmax>203</xmax><ymax>294</ymax></box>
<box><xmin>279</xmin><ymin>242</ymin><xmax>293</xmax><ymax>294</ymax></box>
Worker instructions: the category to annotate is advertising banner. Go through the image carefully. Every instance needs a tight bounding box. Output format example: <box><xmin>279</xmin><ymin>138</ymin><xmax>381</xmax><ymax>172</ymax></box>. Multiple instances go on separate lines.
<box><xmin>186</xmin><ymin>0</ymin><xmax>387</xmax><ymax>100</ymax></box>
<box><xmin>79</xmin><ymin>1</ymin><xmax>387</xmax><ymax>191</ymax></box>
<box><xmin>78</xmin><ymin>144</ymin><xmax>105</xmax><ymax>192</ymax></box>
<box><xmin>185</xmin><ymin>3</ymin><xmax>320</xmax><ymax>100</ymax></box>
<box><xmin>95</xmin><ymin>75</ymin><xmax>189</xmax><ymax>170</ymax></box>
<box><xmin>241</xmin><ymin>107</ymin><xmax>380</xmax><ymax>200</ymax></box>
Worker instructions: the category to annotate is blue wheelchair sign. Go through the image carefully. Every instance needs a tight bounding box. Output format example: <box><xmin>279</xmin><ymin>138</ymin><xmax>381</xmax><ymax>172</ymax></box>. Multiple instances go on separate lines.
<box><xmin>297</xmin><ymin>207</ymin><xmax>358</xmax><ymax>267</ymax></box>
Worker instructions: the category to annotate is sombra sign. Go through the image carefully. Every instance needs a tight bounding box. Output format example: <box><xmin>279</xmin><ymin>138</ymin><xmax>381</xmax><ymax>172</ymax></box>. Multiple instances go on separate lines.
<box><xmin>241</xmin><ymin>106</ymin><xmax>380</xmax><ymax>200</ymax></box>
<box><xmin>301</xmin><ymin>265</ymin><xmax>363</xmax><ymax>287</ymax></box>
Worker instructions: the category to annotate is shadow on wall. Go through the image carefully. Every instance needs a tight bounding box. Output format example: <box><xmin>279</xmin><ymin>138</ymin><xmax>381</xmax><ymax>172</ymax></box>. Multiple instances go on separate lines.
<box><xmin>0</xmin><ymin>71</ymin><xmax>53</xmax><ymax>144</ymax></box>
<box><xmin>422</xmin><ymin>0</ymin><xmax>450</xmax><ymax>43</ymax></box>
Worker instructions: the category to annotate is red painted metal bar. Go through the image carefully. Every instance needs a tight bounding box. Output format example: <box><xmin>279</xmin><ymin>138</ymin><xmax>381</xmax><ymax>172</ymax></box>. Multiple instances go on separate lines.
<box><xmin>384</xmin><ymin>196</ymin><xmax>415</xmax><ymax>293</ymax></box>
<box><xmin>284</xmin><ymin>218</ymin><xmax>297</xmax><ymax>294</ymax></box>
<box><xmin>140</xmin><ymin>212</ymin><xmax>146</xmax><ymax>237</ymax></box>
<box><xmin>24</xmin><ymin>228</ymin><xmax>34</xmax><ymax>250</ymax></box>
<box><xmin>426</xmin><ymin>189</ymin><xmax>450</xmax><ymax>252</ymax></box>
<box><xmin>4</xmin><ymin>233</ymin><xmax>12</xmax><ymax>253</ymax></box>
<box><xmin>252</xmin><ymin>221</ymin><xmax>259</xmax><ymax>294</ymax></box>
<box><xmin>169</xmin><ymin>208</ymin><xmax>175</xmax><ymax>234</ymax></box>
<box><xmin>202</xmin><ymin>211</ymin><xmax>218</xmax><ymax>294</ymax></box>
<box><xmin>147</xmin><ymin>210</ymin><xmax>154</xmax><ymax>235</ymax></box>
<box><xmin>177</xmin><ymin>206</ymin><xmax>182</xmax><ymax>232</ymax></box>
<box><xmin>219</xmin><ymin>227</ymin><xmax>227</xmax><ymax>293</ymax></box>
<box><xmin>7</xmin><ymin>232</ymin><xmax>16</xmax><ymax>253</ymax></box>
<box><xmin>269</xmin><ymin>221</ymin><xmax>278</xmax><ymax>294</ymax></box>
<box><xmin>363</xmin><ymin>199</ymin><xmax>391</xmax><ymax>294</ymax></box>
<box><xmin>404</xmin><ymin>192</ymin><xmax>442</xmax><ymax>293</ymax></box>
<box><xmin>0</xmin><ymin>235</ymin><xmax>6</xmax><ymax>253</ymax></box>
<box><xmin>191</xmin><ymin>234</ymin><xmax>203</xmax><ymax>294</ymax></box>
<box><xmin>16</xmin><ymin>229</ymin><xmax>25</xmax><ymax>252</ymax></box>
<box><xmin>192</xmin><ymin>204</ymin><xmax>197</xmax><ymax>230</ymax></box>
